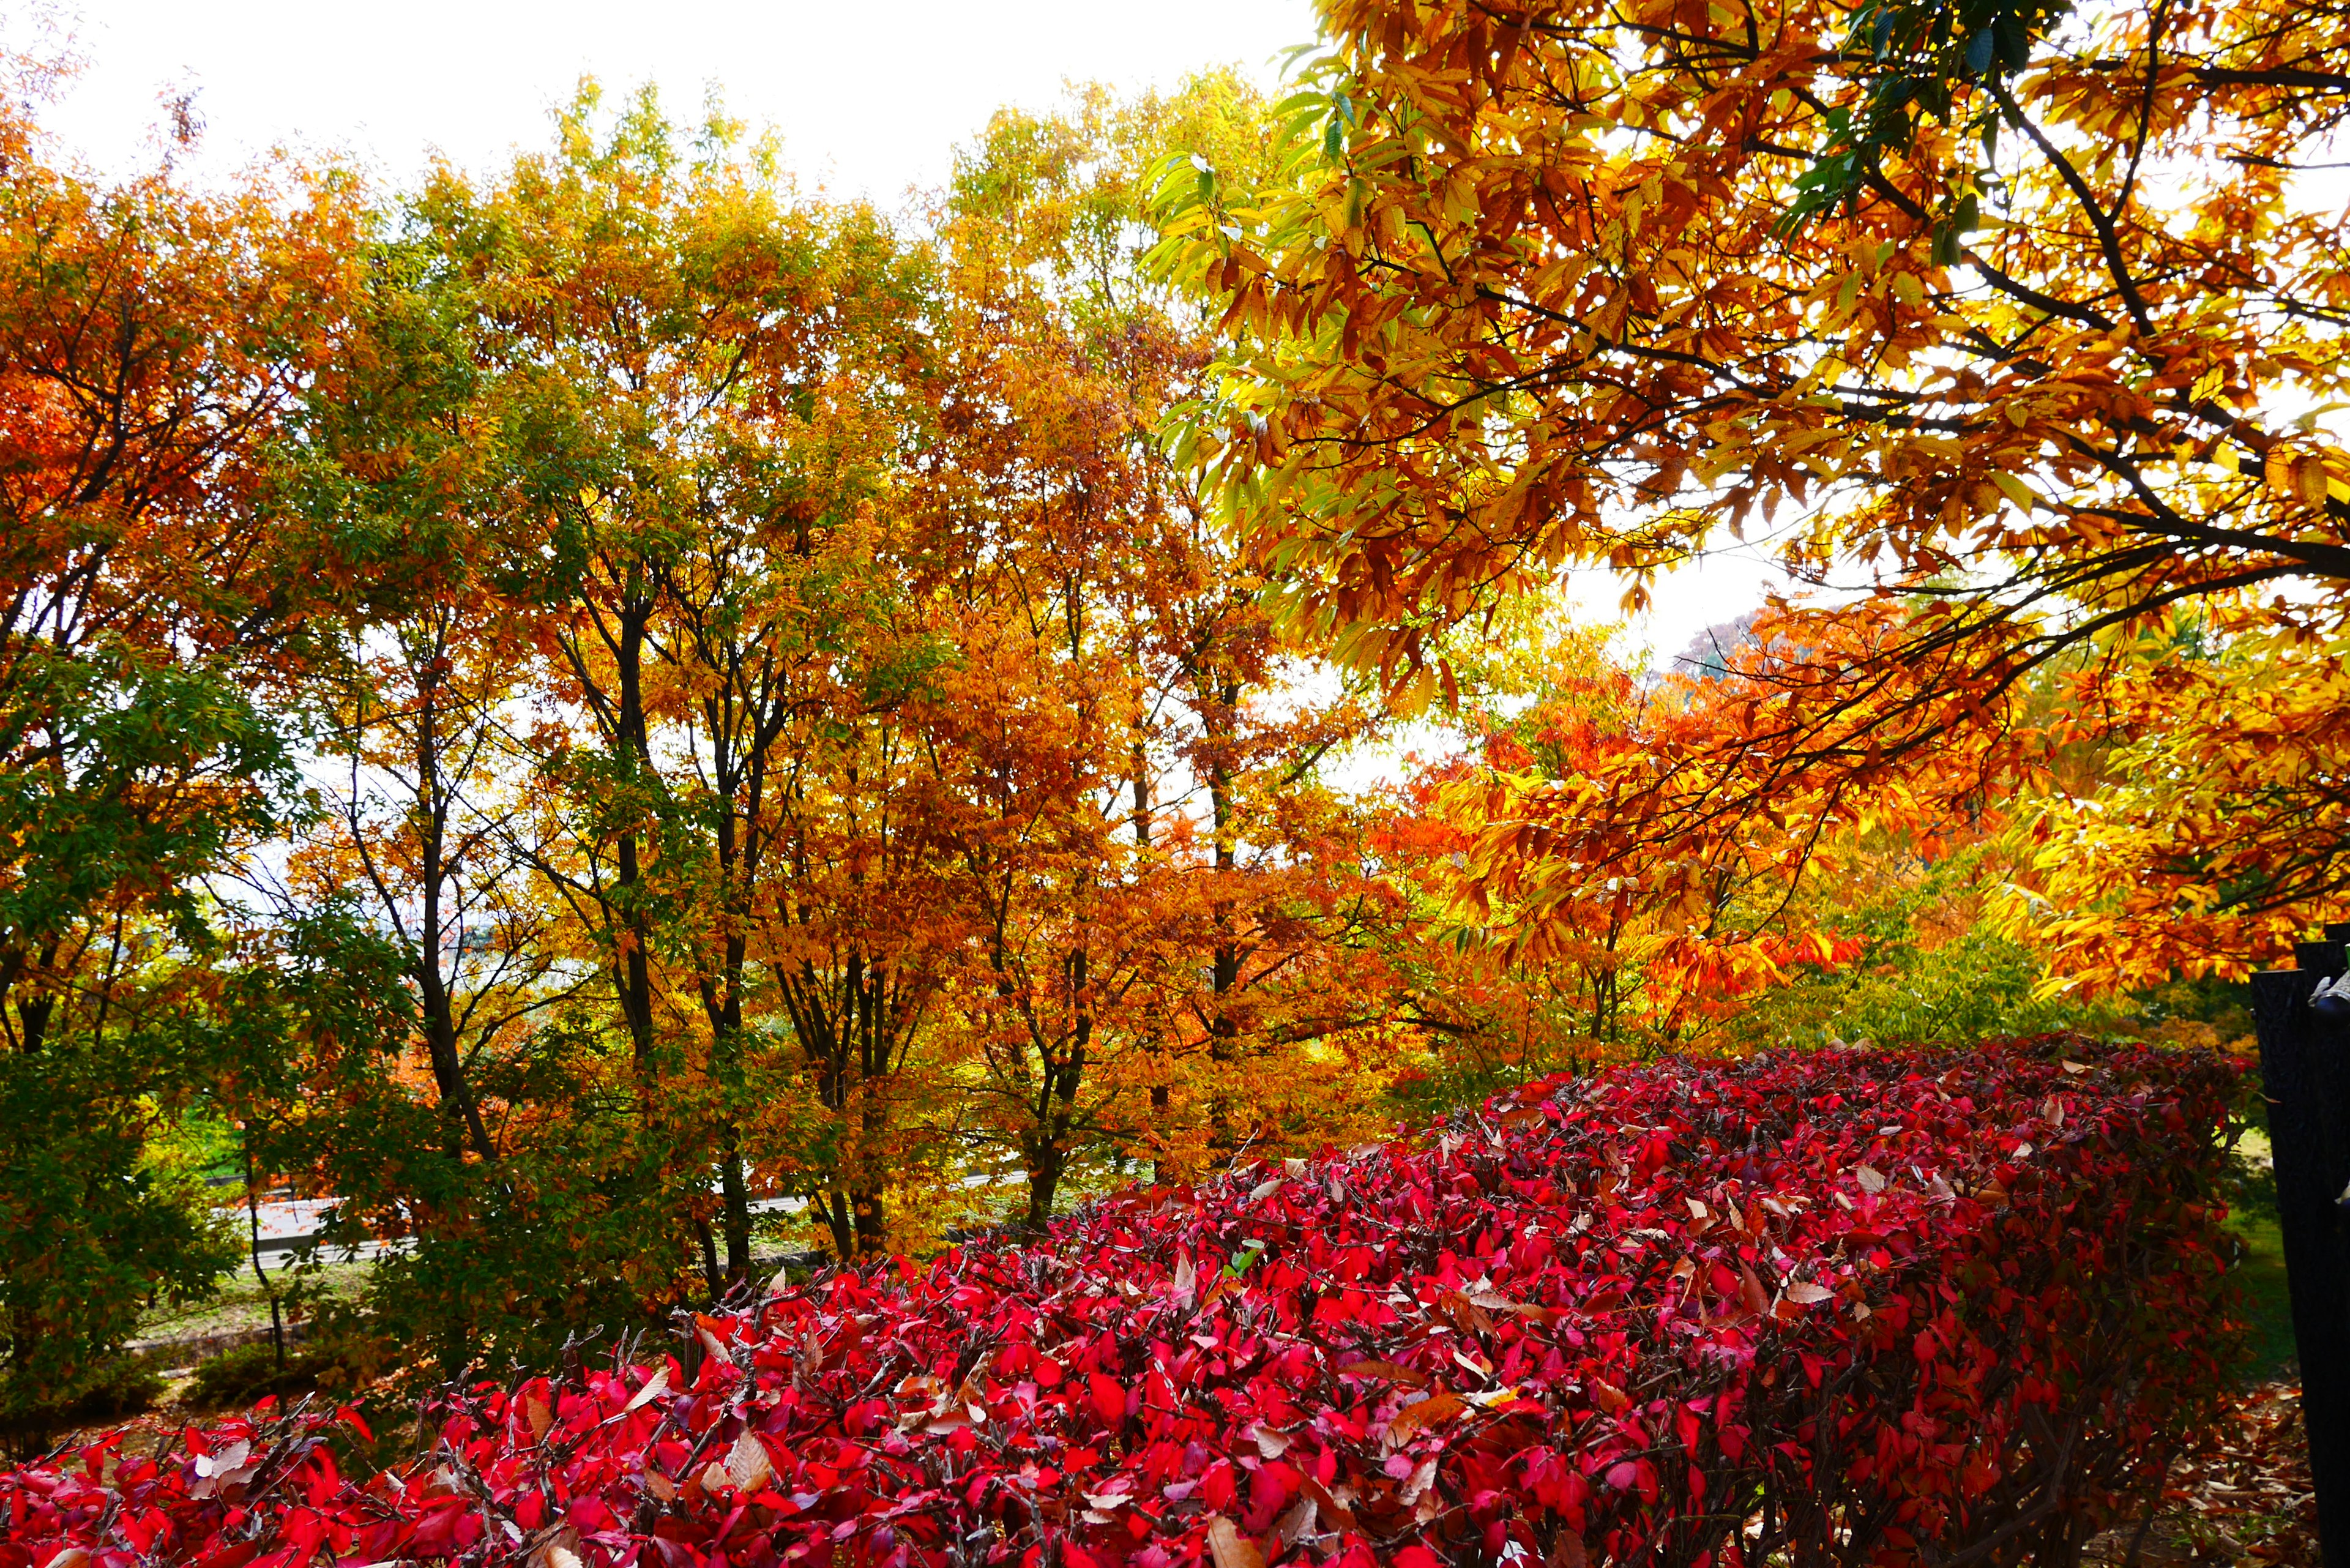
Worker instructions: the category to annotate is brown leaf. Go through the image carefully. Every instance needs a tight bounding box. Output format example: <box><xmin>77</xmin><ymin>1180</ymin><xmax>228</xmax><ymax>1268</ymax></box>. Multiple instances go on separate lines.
<box><xmin>725</xmin><ymin>1429</ymin><xmax>774</xmax><ymax>1493</ymax></box>
<box><xmin>1301</xmin><ymin>1474</ymin><xmax>1358</xmax><ymax>1531</ymax></box>
<box><xmin>1547</xmin><ymin>1532</ymin><xmax>1589</xmax><ymax>1568</ymax></box>
<box><xmin>1207</xmin><ymin>1515</ymin><xmax>1267</xmax><ymax>1568</ymax></box>
<box><xmin>1272</xmin><ymin>1495</ymin><xmax>1318</xmax><ymax>1549</ymax></box>
<box><xmin>524</xmin><ymin>1395</ymin><xmax>553</xmax><ymax>1439</ymax></box>
<box><xmin>1589</xmin><ymin>1378</ymin><xmax>1630</xmax><ymax>1414</ymax></box>
<box><xmin>1337</xmin><ymin>1358</ymin><xmax>1430</xmax><ymax>1387</ymax></box>
<box><xmin>1436</xmin><ymin>1290</ymin><xmax>1495</xmax><ymax>1335</ymax></box>
<box><xmin>1387</xmin><ymin>1390</ymin><xmax>1466</xmax><ymax>1442</ymax></box>
<box><xmin>527</xmin><ymin>1526</ymin><xmax>584</xmax><ymax>1568</ymax></box>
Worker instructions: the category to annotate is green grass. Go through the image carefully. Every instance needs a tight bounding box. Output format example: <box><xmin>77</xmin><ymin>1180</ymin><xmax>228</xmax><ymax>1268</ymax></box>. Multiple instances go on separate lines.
<box><xmin>132</xmin><ymin>1257</ymin><xmax>374</xmax><ymax>1360</ymax></box>
<box><xmin>2229</xmin><ymin>1208</ymin><xmax>2297</xmax><ymax>1383</ymax></box>
<box><xmin>2225</xmin><ymin>1124</ymin><xmax>2297</xmax><ymax>1384</ymax></box>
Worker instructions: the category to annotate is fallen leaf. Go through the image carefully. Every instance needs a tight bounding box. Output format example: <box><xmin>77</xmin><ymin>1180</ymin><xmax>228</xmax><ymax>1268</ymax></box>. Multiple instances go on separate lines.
<box><xmin>1854</xmin><ymin>1165</ymin><xmax>1886</xmax><ymax>1194</ymax></box>
<box><xmin>1785</xmin><ymin>1280</ymin><xmax>1834</xmax><ymax>1305</ymax></box>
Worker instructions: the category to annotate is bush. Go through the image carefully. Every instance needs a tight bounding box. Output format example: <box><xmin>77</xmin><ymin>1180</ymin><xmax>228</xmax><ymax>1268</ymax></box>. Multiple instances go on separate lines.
<box><xmin>0</xmin><ymin>1037</ymin><xmax>2242</xmax><ymax>1567</ymax></box>
<box><xmin>0</xmin><ymin>1048</ymin><xmax>241</xmax><ymax>1433</ymax></box>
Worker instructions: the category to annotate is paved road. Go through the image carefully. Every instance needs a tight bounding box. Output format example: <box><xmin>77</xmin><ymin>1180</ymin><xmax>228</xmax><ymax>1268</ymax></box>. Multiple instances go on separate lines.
<box><xmin>228</xmin><ymin>1193</ymin><xmax>813</xmax><ymax>1263</ymax></box>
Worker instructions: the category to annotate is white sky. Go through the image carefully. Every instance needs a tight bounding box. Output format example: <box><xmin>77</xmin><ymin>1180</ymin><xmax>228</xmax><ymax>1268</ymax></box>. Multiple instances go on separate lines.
<box><xmin>18</xmin><ymin>0</ymin><xmax>1772</xmax><ymax>668</ymax></box>
<box><xmin>25</xmin><ymin>0</ymin><xmax>1322</xmax><ymax>202</ymax></box>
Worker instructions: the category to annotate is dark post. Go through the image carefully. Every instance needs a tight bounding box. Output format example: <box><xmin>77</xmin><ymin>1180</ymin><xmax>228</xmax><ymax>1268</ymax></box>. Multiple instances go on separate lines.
<box><xmin>2251</xmin><ymin>925</ymin><xmax>2350</xmax><ymax>1567</ymax></box>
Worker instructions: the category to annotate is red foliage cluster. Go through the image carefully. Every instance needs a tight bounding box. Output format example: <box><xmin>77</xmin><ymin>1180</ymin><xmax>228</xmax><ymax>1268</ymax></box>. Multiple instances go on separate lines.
<box><xmin>4</xmin><ymin>1039</ymin><xmax>2241</xmax><ymax>1568</ymax></box>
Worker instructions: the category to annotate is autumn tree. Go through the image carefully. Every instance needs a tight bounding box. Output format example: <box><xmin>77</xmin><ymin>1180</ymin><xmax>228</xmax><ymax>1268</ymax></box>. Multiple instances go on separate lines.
<box><xmin>1154</xmin><ymin>0</ymin><xmax>2350</xmax><ymax>980</ymax></box>
<box><xmin>0</xmin><ymin>56</ymin><xmax>421</xmax><ymax>1419</ymax></box>
<box><xmin>923</xmin><ymin>80</ymin><xmax>1424</xmax><ymax>1214</ymax></box>
<box><xmin>402</xmin><ymin>86</ymin><xmax>954</xmax><ymax>1276</ymax></box>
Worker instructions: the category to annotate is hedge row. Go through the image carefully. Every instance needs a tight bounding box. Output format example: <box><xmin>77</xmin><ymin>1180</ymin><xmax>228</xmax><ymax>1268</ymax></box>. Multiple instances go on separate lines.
<box><xmin>4</xmin><ymin>1038</ymin><xmax>2242</xmax><ymax>1568</ymax></box>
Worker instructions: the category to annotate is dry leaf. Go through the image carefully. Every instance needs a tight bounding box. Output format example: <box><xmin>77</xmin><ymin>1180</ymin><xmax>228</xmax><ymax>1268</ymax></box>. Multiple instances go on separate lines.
<box><xmin>726</xmin><ymin>1428</ymin><xmax>774</xmax><ymax>1493</ymax></box>
<box><xmin>1854</xmin><ymin>1165</ymin><xmax>1886</xmax><ymax>1194</ymax></box>
<box><xmin>1785</xmin><ymin>1280</ymin><xmax>1834</xmax><ymax>1305</ymax></box>
<box><xmin>43</xmin><ymin>1550</ymin><xmax>92</xmax><ymax>1568</ymax></box>
<box><xmin>1588</xmin><ymin>1378</ymin><xmax>1630</xmax><ymax>1414</ymax></box>
<box><xmin>1206</xmin><ymin>1515</ymin><xmax>1266</xmax><ymax>1568</ymax></box>
<box><xmin>524</xmin><ymin>1396</ymin><xmax>553</xmax><ymax>1439</ymax></box>
<box><xmin>643</xmin><ymin>1468</ymin><xmax>677</xmax><ymax>1502</ymax></box>
<box><xmin>622</xmin><ymin>1364</ymin><xmax>670</xmax><ymax>1412</ymax></box>
<box><xmin>1302</xmin><ymin>1474</ymin><xmax>1357</xmax><ymax>1530</ymax></box>
<box><xmin>1548</xmin><ymin>1532</ymin><xmax>1589</xmax><ymax>1568</ymax></box>
<box><xmin>527</xmin><ymin>1526</ymin><xmax>584</xmax><ymax>1568</ymax></box>
<box><xmin>1337</xmin><ymin>1359</ymin><xmax>1430</xmax><ymax>1387</ymax></box>
<box><xmin>1386</xmin><ymin>1391</ymin><xmax>1466</xmax><ymax>1442</ymax></box>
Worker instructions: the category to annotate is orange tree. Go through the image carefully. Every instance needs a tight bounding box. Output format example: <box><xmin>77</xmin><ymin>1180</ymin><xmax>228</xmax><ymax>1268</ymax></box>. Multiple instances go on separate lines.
<box><xmin>927</xmin><ymin>81</ymin><xmax>1430</xmax><ymax>1206</ymax></box>
<box><xmin>1153</xmin><ymin>0</ymin><xmax>2350</xmax><ymax>982</ymax></box>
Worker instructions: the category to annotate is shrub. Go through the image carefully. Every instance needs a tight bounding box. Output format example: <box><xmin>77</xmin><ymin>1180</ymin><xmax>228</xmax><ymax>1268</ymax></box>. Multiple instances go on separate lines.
<box><xmin>0</xmin><ymin>1037</ymin><xmax>2241</xmax><ymax>1567</ymax></box>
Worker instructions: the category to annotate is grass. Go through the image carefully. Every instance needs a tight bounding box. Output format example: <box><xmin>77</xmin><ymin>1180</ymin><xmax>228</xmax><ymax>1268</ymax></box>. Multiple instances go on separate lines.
<box><xmin>2225</xmin><ymin>1124</ymin><xmax>2298</xmax><ymax>1385</ymax></box>
<box><xmin>2229</xmin><ymin>1208</ymin><xmax>2297</xmax><ymax>1382</ymax></box>
<box><xmin>133</xmin><ymin>1256</ymin><xmax>375</xmax><ymax>1360</ymax></box>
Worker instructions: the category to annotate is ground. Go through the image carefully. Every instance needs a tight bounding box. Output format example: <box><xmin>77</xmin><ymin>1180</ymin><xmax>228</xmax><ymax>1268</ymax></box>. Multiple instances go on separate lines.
<box><xmin>2084</xmin><ymin>1379</ymin><xmax>2319</xmax><ymax>1564</ymax></box>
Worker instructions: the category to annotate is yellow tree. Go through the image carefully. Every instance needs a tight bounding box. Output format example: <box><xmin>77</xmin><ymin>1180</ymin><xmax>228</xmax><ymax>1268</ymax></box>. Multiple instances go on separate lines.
<box><xmin>926</xmin><ymin>81</ymin><xmax>1413</xmax><ymax>1212</ymax></box>
<box><xmin>414</xmin><ymin>86</ymin><xmax>942</xmax><ymax>1276</ymax></box>
<box><xmin>1154</xmin><ymin>0</ymin><xmax>2350</xmax><ymax>977</ymax></box>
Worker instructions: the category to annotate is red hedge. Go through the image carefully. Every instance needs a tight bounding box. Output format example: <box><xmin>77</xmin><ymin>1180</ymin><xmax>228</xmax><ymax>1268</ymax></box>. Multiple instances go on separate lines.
<box><xmin>4</xmin><ymin>1038</ymin><xmax>2242</xmax><ymax>1568</ymax></box>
